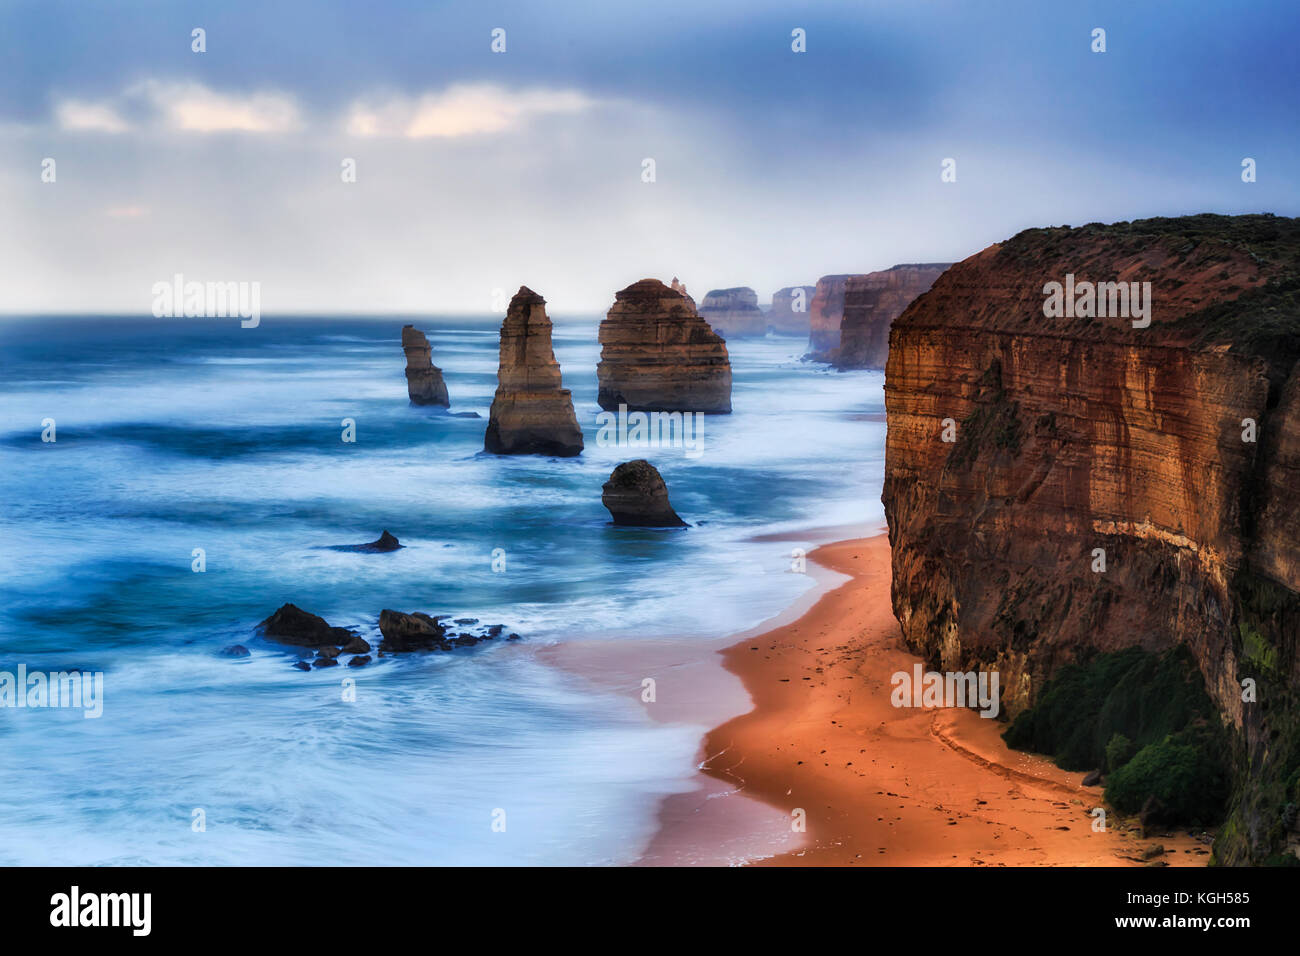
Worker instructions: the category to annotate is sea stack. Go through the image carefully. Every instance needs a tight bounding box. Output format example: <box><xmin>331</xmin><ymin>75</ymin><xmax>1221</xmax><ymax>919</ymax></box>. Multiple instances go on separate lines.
<box><xmin>602</xmin><ymin>460</ymin><xmax>687</xmax><ymax>527</ymax></box>
<box><xmin>834</xmin><ymin>263</ymin><xmax>951</xmax><ymax>369</ymax></box>
<box><xmin>881</xmin><ymin>213</ymin><xmax>1300</xmax><ymax>864</ymax></box>
<box><xmin>401</xmin><ymin>325</ymin><xmax>450</xmax><ymax>407</ymax></box>
<box><xmin>484</xmin><ymin>287</ymin><xmax>584</xmax><ymax>457</ymax></box>
<box><xmin>805</xmin><ymin>274</ymin><xmax>856</xmax><ymax>361</ymax></box>
<box><xmin>597</xmin><ymin>279</ymin><xmax>732</xmax><ymax>413</ymax></box>
<box><xmin>698</xmin><ymin>286</ymin><xmax>766</xmax><ymax>338</ymax></box>
<box><xmin>767</xmin><ymin>286</ymin><xmax>817</xmax><ymax>336</ymax></box>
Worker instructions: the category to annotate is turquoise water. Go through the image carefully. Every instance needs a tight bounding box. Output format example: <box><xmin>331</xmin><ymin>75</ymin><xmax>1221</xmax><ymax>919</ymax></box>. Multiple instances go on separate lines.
<box><xmin>0</xmin><ymin>314</ymin><xmax>886</xmax><ymax>865</ymax></box>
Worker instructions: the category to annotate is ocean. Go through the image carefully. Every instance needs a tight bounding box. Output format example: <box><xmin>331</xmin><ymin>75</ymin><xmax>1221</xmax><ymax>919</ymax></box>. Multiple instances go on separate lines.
<box><xmin>0</xmin><ymin>314</ymin><xmax>886</xmax><ymax>865</ymax></box>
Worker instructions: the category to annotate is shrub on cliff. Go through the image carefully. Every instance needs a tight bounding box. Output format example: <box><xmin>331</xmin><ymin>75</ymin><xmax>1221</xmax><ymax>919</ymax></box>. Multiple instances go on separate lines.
<box><xmin>1104</xmin><ymin>728</ymin><xmax>1230</xmax><ymax>825</ymax></box>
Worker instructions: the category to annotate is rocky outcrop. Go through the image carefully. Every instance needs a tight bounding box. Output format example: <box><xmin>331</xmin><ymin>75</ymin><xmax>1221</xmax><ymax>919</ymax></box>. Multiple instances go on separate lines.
<box><xmin>805</xmin><ymin>274</ymin><xmax>856</xmax><ymax>361</ymax></box>
<box><xmin>260</xmin><ymin>603</ymin><xmax>358</xmax><ymax>647</ymax></box>
<box><xmin>401</xmin><ymin>325</ymin><xmax>450</xmax><ymax>407</ymax></box>
<box><xmin>835</xmin><ymin>264</ymin><xmax>951</xmax><ymax>369</ymax></box>
<box><xmin>332</xmin><ymin>530</ymin><xmax>402</xmax><ymax>553</ymax></box>
<box><xmin>484</xmin><ymin>287</ymin><xmax>584</xmax><ymax>457</ymax></box>
<box><xmin>767</xmin><ymin>286</ymin><xmax>816</xmax><ymax>336</ymax></box>
<box><xmin>881</xmin><ymin>213</ymin><xmax>1300</xmax><ymax>864</ymax></box>
<box><xmin>602</xmin><ymin>460</ymin><xmax>687</xmax><ymax>527</ymax></box>
<box><xmin>670</xmin><ymin>277</ymin><xmax>696</xmax><ymax>310</ymax></box>
<box><xmin>597</xmin><ymin>279</ymin><xmax>733</xmax><ymax>413</ymax></box>
<box><xmin>699</xmin><ymin>286</ymin><xmax>766</xmax><ymax>338</ymax></box>
<box><xmin>378</xmin><ymin>609</ymin><xmax>449</xmax><ymax>651</ymax></box>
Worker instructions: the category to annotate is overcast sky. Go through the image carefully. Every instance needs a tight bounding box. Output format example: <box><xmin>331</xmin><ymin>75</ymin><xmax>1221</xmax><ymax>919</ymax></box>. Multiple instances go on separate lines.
<box><xmin>2</xmin><ymin>0</ymin><xmax>1296</xmax><ymax>315</ymax></box>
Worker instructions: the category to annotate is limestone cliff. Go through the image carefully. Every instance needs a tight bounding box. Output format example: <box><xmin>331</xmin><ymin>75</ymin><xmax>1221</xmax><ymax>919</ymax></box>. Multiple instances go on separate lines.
<box><xmin>597</xmin><ymin>279</ymin><xmax>732</xmax><ymax>414</ymax></box>
<box><xmin>484</xmin><ymin>287</ymin><xmax>584</xmax><ymax>456</ymax></box>
<box><xmin>768</xmin><ymin>286</ymin><xmax>816</xmax><ymax>336</ymax></box>
<box><xmin>881</xmin><ymin>213</ymin><xmax>1300</xmax><ymax>864</ymax></box>
<box><xmin>699</xmin><ymin>286</ymin><xmax>766</xmax><ymax>338</ymax></box>
<box><xmin>401</xmin><ymin>325</ymin><xmax>450</xmax><ymax>406</ymax></box>
<box><xmin>835</xmin><ymin>264</ymin><xmax>951</xmax><ymax>369</ymax></box>
<box><xmin>806</xmin><ymin>274</ymin><xmax>856</xmax><ymax>361</ymax></box>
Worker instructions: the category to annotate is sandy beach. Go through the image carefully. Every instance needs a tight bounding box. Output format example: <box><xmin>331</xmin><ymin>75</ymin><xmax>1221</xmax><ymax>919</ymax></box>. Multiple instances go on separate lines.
<box><xmin>551</xmin><ymin>533</ymin><xmax>1210</xmax><ymax>867</ymax></box>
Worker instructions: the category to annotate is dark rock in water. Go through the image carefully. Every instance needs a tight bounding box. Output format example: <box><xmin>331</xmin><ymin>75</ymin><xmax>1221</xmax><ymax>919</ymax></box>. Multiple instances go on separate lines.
<box><xmin>507</xmin><ymin>632</ymin><xmax>521</xmax><ymax>641</ymax></box>
<box><xmin>313</xmin><ymin>657</ymin><xmax>339</xmax><ymax>668</ymax></box>
<box><xmin>1082</xmin><ymin>769</ymin><xmax>1103</xmax><ymax>787</ymax></box>
<box><xmin>485</xmin><ymin>624</ymin><xmax>505</xmax><ymax>637</ymax></box>
<box><xmin>341</xmin><ymin>635</ymin><xmax>371</xmax><ymax>654</ymax></box>
<box><xmin>454</xmin><ymin>618</ymin><xmax>479</xmax><ymax>625</ymax></box>
<box><xmin>347</xmin><ymin>655</ymin><xmax>371</xmax><ymax>667</ymax></box>
<box><xmin>451</xmin><ymin>411</ymin><xmax>482</xmax><ymax>418</ymax></box>
<box><xmin>292</xmin><ymin>660</ymin><xmax>312</xmax><ymax>672</ymax></box>
<box><xmin>260</xmin><ymin>603</ymin><xmax>357</xmax><ymax>647</ymax></box>
<box><xmin>452</xmin><ymin>635</ymin><xmax>479</xmax><ymax>647</ymax></box>
<box><xmin>378</xmin><ymin>609</ymin><xmax>450</xmax><ymax>651</ymax></box>
<box><xmin>332</xmin><ymin>530</ymin><xmax>403</xmax><ymax>553</ymax></box>
<box><xmin>220</xmin><ymin>644</ymin><xmax>250</xmax><ymax>658</ymax></box>
<box><xmin>602</xmin><ymin>460</ymin><xmax>687</xmax><ymax>527</ymax></box>
<box><xmin>402</xmin><ymin>325</ymin><xmax>451</xmax><ymax>407</ymax></box>
<box><xmin>316</xmin><ymin>646</ymin><xmax>341</xmax><ymax>660</ymax></box>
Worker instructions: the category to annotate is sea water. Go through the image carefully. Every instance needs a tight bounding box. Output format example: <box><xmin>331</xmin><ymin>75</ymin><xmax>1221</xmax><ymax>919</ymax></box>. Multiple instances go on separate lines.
<box><xmin>0</xmin><ymin>315</ymin><xmax>886</xmax><ymax>865</ymax></box>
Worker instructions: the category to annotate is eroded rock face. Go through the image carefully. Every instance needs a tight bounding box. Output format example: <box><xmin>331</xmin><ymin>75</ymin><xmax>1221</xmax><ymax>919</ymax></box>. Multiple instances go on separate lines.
<box><xmin>768</xmin><ymin>286</ymin><xmax>816</xmax><ymax>336</ymax></box>
<box><xmin>401</xmin><ymin>325</ymin><xmax>450</xmax><ymax>407</ymax></box>
<box><xmin>805</xmin><ymin>274</ymin><xmax>857</xmax><ymax>361</ymax></box>
<box><xmin>835</xmin><ymin>264</ymin><xmax>951</xmax><ymax>369</ymax></box>
<box><xmin>699</xmin><ymin>286</ymin><xmax>766</xmax><ymax>338</ymax></box>
<box><xmin>484</xmin><ymin>287</ymin><xmax>584</xmax><ymax>457</ymax></box>
<box><xmin>598</xmin><ymin>279</ymin><xmax>732</xmax><ymax>413</ymax></box>
<box><xmin>602</xmin><ymin>459</ymin><xmax>687</xmax><ymax>527</ymax></box>
<box><xmin>881</xmin><ymin>213</ymin><xmax>1300</xmax><ymax>864</ymax></box>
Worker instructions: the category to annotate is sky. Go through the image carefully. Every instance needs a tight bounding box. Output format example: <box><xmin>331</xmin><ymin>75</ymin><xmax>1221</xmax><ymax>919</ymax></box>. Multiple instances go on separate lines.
<box><xmin>1</xmin><ymin>0</ymin><xmax>1297</xmax><ymax>314</ymax></box>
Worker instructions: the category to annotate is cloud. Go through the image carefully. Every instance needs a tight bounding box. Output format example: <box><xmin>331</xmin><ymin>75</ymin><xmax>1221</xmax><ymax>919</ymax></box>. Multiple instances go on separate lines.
<box><xmin>132</xmin><ymin>80</ymin><xmax>301</xmax><ymax>133</ymax></box>
<box><xmin>345</xmin><ymin>84</ymin><xmax>596</xmax><ymax>139</ymax></box>
<box><xmin>55</xmin><ymin>99</ymin><xmax>131</xmax><ymax>133</ymax></box>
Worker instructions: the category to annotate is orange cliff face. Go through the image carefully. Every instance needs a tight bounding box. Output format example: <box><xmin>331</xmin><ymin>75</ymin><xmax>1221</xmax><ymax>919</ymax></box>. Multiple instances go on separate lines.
<box><xmin>806</xmin><ymin>274</ymin><xmax>855</xmax><ymax>360</ymax></box>
<box><xmin>835</xmin><ymin>263</ymin><xmax>952</xmax><ymax>370</ymax></box>
<box><xmin>880</xmin><ymin>214</ymin><xmax>1300</xmax><ymax>864</ymax></box>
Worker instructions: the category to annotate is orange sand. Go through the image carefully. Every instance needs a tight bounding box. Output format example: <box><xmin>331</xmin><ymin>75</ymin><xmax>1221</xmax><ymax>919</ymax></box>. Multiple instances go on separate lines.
<box><xmin>650</xmin><ymin>535</ymin><xmax>1209</xmax><ymax>866</ymax></box>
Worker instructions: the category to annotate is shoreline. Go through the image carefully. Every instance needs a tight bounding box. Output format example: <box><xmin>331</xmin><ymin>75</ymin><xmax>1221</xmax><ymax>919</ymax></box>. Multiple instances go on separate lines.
<box><xmin>548</xmin><ymin>532</ymin><xmax>1209</xmax><ymax>867</ymax></box>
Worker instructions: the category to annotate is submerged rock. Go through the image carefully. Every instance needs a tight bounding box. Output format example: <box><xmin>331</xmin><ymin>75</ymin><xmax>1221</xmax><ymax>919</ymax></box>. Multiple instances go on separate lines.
<box><xmin>260</xmin><ymin>603</ymin><xmax>357</xmax><ymax>647</ymax></box>
<box><xmin>484</xmin><ymin>287</ymin><xmax>584</xmax><ymax>457</ymax></box>
<box><xmin>347</xmin><ymin>655</ymin><xmax>371</xmax><ymax>667</ymax></box>
<box><xmin>402</xmin><ymin>325</ymin><xmax>450</xmax><ymax>407</ymax></box>
<box><xmin>602</xmin><ymin>460</ymin><xmax>688</xmax><ymax>527</ymax></box>
<box><xmin>597</xmin><ymin>279</ymin><xmax>732</xmax><ymax>414</ymax></box>
<box><xmin>220</xmin><ymin>644</ymin><xmax>250</xmax><ymax>658</ymax></box>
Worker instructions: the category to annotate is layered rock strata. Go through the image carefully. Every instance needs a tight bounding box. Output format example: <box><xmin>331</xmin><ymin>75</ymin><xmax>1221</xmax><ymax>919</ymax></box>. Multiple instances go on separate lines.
<box><xmin>805</xmin><ymin>274</ymin><xmax>856</xmax><ymax>360</ymax></box>
<box><xmin>485</xmin><ymin>287</ymin><xmax>584</xmax><ymax>456</ymax></box>
<box><xmin>597</xmin><ymin>279</ymin><xmax>732</xmax><ymax>413</ymax></box>
<box><xmin>401</xmin><ymin>325</ymin><xmax>450</xmax><ymax>406</ymax></box>
<box><xmin>698</xmin><ymin>286</ymin><xmax>766</xmax><ymax>338</ymax></box>
<box><xmin>880</xmin><ymin>213</ymin><xmax>1300</xmax><ymax>864</ymax></box>
<box><xmin>835</xmin><ymin>263</ymin><xmax>951</xmax><ymax>369</ymax></box>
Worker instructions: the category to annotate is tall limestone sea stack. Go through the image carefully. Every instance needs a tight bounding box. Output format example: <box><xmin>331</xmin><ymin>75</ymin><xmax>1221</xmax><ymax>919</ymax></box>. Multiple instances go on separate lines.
<box><xmin>597</xmin><ymin>279</ymin><xmax>732</xmax><ymax>413</ymax></box>
<box><xmin>881</xmin><ymin>214</ymin><xmax>1300</xmax><ymax>864</ymax></box>
<box><xmin>835</xmin><ymin>264</ymin><xmax>951</xmax><ymax>369</ymax></box>
<box><xmin>767</xmin><ymin>285</ymin><xmax>817</xmax><ymax>336</ymax></box>
<box><xmin>698</xmin><ymin>286</ymin><xmax>766</xmax><ymax>338</ymax></box>
<box><xmin>805</xmin><ymin>274</ymin><xmax>855</xmax><ymax>361</ymax></box>
<box><xmin>484</xmin><ymin>287</ymin><xmax>583</xmax><ymax>456</ymax></box>
<box><xmin>401</xmin><ymin>325</ymin><xmax>450</xmax><ymax>406</ymax></box>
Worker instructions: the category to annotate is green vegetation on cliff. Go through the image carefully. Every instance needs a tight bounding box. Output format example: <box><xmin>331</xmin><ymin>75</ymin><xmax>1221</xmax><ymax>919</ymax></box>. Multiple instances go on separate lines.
<box><xmin>1003</xmin><ymin>646</ymin><xmax>1230</xmax><ymax>826</ymax></box>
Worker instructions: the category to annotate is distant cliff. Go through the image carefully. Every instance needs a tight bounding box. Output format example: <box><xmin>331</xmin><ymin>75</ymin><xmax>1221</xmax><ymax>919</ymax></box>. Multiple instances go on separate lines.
<box><xmin>768</xmin><ymin>286</ymin><xmax>816</xmax><ymax>336</ymax></box>
<box><xmin>699</xmin><ymin>286</ymin><xmax>766</xmax><ymax>338</ymax></box>
<box><xmin>881</xmin><ymin>214</ymin><xmax>1300</xmax><ymax>864</ymax></box>
<box><xmin>835</xmin><ymin>264</ymin><xmax>951</xmax><ymax>369</ymax></box>
<box><xmin>806</xmin><ymin>274</ymin><xmax>855</xmax><ymax>360</ymax></box>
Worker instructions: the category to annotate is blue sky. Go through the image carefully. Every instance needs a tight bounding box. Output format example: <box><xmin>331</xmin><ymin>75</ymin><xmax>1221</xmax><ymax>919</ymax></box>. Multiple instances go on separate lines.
<box><xmin>2</xmin><ymin>0</ymin><xmax>1296</xmax><ymax>313</ymax></box>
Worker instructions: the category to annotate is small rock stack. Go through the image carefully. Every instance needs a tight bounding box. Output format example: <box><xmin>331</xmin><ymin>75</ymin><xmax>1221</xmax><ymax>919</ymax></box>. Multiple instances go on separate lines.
<box><xmin>401</xmin><ymin>325</ymin><xmax>450</xmax><ymax>406</ymax></box>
